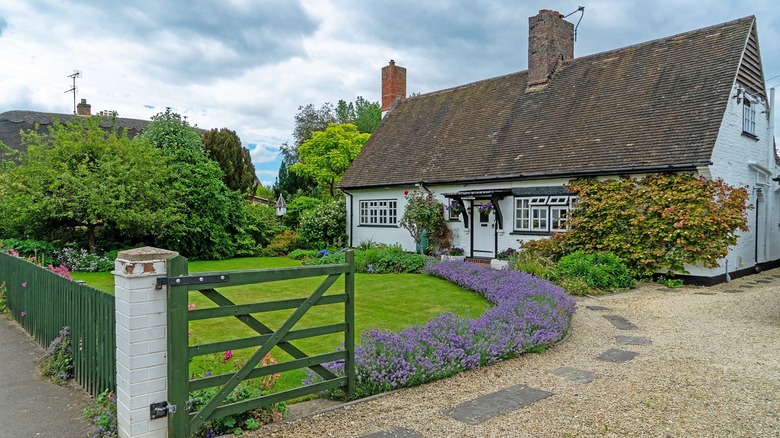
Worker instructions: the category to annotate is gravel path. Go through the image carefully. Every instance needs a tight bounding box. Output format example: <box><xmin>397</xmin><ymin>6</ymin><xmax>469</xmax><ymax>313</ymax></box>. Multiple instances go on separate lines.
<box><xmin>252</xmin><ymin>269</ymin><xmax>780</xmax><ymax>437</ymax></box>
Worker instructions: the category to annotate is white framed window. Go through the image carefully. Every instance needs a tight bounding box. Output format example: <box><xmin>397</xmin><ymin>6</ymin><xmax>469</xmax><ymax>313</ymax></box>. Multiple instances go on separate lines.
<box><xmin>359</xmin><ymin>200</ymin><xmax>398</xmax><ymax>225</ymax></box>
<box><xmin>743</xmin><ymin>96</ymin><xmax>756</xmax><ymax>135</ymax></box>
<box><xmin>515</xmin><ymin>195</ymin><xmax>574</xmax><ymax>233</ymax></box>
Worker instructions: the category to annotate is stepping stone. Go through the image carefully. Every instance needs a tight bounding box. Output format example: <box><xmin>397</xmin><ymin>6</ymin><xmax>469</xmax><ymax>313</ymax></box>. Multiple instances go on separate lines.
<box><xmin>446</xmin><ymin>384</ymin><xmax>553</xmax><ymax>425</ymax></box>
<box><xmin>586</xmin><ymin>305</ymin><xmax>610</xmax><ymax>311</ymax></box>
<box><xmin>695</xmin><ymin>292</ymin><xmax>716</xmax><ymax>295</ymax></box>
<box><xmin>603</xmin><ymin>315</ymin><xmax>638</xmax><ymax>330</ymax></box>
<box><xmin>597</xmin><ymin>348</ymin><xmax>639</xmax><ymax>363</ymax></box>
<box><xmin>616</xmin><ymin>335</ymin><xmax>652</xmax><ymax>346</ymax></box>
<box><xmin>552</xmin><ymin>366</ymin><xmax>596</xmax><ymax>383</ymax></box>
<box><xmin>360</xmin><ymin>428</ymin><xmax>423</xmax><ymax>438</ymax></box>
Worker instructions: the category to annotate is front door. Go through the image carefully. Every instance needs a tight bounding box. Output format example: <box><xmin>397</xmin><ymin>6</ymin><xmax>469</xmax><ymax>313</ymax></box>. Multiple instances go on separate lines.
<box><xmin>471</xmin><ymin>201</ymin><xmax>496</xmax><ymax>258</ymax></box>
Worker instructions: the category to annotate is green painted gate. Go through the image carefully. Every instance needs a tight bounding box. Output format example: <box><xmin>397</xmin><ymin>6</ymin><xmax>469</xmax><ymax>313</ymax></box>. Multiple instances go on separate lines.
<box><xmin>161</xmin><ymin>252</ymin><xmax>355</xmax><ymax>436</ymax></box>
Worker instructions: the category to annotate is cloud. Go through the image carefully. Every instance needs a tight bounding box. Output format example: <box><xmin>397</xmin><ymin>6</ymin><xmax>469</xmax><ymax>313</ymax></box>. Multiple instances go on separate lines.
<box><xmin>0</xmin><ymin>16</ymin><xmax>6</xmax><ymax>36</ymax></box>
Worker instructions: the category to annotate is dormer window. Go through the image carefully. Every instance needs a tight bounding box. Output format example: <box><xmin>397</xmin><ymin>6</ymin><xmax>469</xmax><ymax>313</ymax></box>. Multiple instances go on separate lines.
<box><xmin>742</xmin><ymin>93</ymin><xmax>756</xmax><ymax>136</ymax></box>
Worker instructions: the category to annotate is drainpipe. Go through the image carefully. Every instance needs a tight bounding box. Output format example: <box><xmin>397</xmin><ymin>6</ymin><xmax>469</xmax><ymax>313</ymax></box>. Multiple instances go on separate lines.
<box><xmin>343</xmin><ymin>189</ymin><xmax>354</xmax><ymax>248</ymax></box>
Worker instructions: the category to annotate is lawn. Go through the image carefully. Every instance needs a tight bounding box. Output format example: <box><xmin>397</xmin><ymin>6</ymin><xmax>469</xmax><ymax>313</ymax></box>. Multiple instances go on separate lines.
<box><xmin>73</xmin><ymin>256</ymin><xmax>490</xmax><ymax>393</ymax></box>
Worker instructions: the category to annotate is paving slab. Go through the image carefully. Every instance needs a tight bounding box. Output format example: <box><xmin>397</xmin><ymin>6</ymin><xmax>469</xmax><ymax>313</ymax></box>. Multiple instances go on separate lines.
<box><xmin>446</xmin><ymin>384</ymin><xmax>553</xmax><ymax>425</ymax></box>
<box><xmin>586</xmin><ymin>305</ymin><xmax>611</xmax><ymax>311</ymax></box>
<box><xmin>360</xmin><ymin>428</ymin><xmax>423</xmax><ymax>438</ymax></box>
<box><xmin>616</xmin><ymin>335</ymin><xmax>652</xmax><ymax>346</ymax></box>
<box><xmin>552</xmin><ymin>367</ymin><xmax>596</xmax><ymax>383</ymax></box>
<box><xmin>597</xmin><ymin>348</ymin><xmax>639</xmax><ymax>363</ymax></box>
<box><xmin>603</xmin><ymin>315</ymin><xmax>638</xmax><ymax>330</ymax></box>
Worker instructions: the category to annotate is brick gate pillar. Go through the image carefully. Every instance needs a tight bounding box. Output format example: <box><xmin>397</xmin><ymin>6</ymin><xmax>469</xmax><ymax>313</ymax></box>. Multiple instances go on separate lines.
<box><xmin>114</xmin><ymin>247</ymin><xmax>179</xmax><ymax>438</ymax></box>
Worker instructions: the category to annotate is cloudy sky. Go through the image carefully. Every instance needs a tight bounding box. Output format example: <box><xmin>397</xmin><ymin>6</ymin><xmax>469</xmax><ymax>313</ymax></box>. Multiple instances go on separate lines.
<box><xmin>1</xmin><ymin>0</ymin><xmax>779</xmax><ymax>187</ymax></box>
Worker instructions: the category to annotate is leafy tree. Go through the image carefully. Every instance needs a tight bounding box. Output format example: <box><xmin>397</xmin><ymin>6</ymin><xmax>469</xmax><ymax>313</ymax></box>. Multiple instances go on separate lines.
<box><xmin>273</xmin><ymin>154</ymin><xmax>319</xmax><ymax>201</ymax></box>
<box><xmin>400</xmin><ymin>190</ymin><xmax>450</xmax><ymax>254</ymax></box>
<box><xmin>141</xmin><ymin>110</ymin><xmax>256</xmax><ymax>260</ymax></box>
<box><xmin>335</xmin><ymin>97</ymin><xmax>381</xmax><ymax>134</ymax></box>
<box><xmin>281</xmin><ymin>196</ymin><xmax>322</xmax><ymax>229</ymax></box>
<box><xmin>290</xmin><ymin>123</ymin><xmax>369</xmax><ymax>197</ymax></box>
<box><xmin>0</xmin><ymin>117</ymin><xmax>173</xmax><ymax>252</ymax></box>
<box><xmin>202</xmin><ymin>128</ymin><xmax>259</xmax><ymax>196</ymax></box>
<box><xmin>524</xmin><ymin>173</ymin><xmax>750</xmax><ymax>277</ymax></box>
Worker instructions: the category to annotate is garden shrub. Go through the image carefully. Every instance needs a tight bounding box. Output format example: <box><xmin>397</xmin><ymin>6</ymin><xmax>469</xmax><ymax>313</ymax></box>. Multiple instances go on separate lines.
<box><xmin>54</xmin><ymin>247</ymin><xmax>115</xmax><ymax>272</ymax></box>
<box><xmin>260</xmin><ymin>230</ymin><xmax>302</xmax><ymax>257</ymax></box>
<box><xmin>39</xmin><ymin>326</ymin><xmax>74</xmax><ymax>385</ymax></box>
<box><xmin>243</xmin><ymin>203</ymin><xmax>282</xmax><ymax>250</ymax></box>
<box><xmin>511</xmin><ymin>249</ymin><xmax>556</xmax><ymax>280</ymax></box>
<box><xmin>304</xmin><ymin>248</ymin><xmax>429</xmax><ymax>274</ymax></box>
<box><xmin>281</xmin><ymin>196</ymin><xmax>321</xmax><ymax>229</ymax></box>
<box><xmin>530</xmin><ymin>174</ymin><xmax>749</xmax><ymax>277</ymax></box>
<box><xmin>288</xmin><ymin>249</ymin><xmax>317</xmax><ymax>261</ymax></box>
<box><xmin>297</xmin><ymin>198</ymin><xmax>347</xmax><ymax>249</ymax></box>
<box><xmin>0</xmin><ymin>238</ymin><xmax>56</xmax><ymax>263</ymax></box>
<box><xmin>555</xmin><ymin>251</ymin><xmax>635</xmax><ymax>290</ymax></box>
<box><xmin>308</xmin><ymin>260</ymin><xmax>575</xmax><ymax>399</ymax></box>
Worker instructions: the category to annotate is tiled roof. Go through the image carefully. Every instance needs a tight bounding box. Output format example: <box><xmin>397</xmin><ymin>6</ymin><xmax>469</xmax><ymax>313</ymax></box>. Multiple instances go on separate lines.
<box><xmin>340</xmin><ymin>17</ymin><xmax>756</xmax><ymax>188</ymax></box>
<box><xmin>0</xmin><ymin>110</ymin><xmax>150</xmax><ymax>160</ymax></box>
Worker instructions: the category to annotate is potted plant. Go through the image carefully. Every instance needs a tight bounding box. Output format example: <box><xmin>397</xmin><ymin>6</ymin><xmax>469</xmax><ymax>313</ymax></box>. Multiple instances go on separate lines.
<box><xmin>491</xmin><ymin>247</ymin><xmax>516</xmax><ymax>269</ymax></box>
<box><xmin>441</xmin><ymin>247</ymin><xmax>465</xmax><ymax>262</ymax></box>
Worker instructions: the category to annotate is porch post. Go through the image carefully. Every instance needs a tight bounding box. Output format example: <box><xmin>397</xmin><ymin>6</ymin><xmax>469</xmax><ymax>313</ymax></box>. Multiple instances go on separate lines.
<box><xmin>114</xmin><ymin>247</ymin><xmax>179</xmax><ymax>438</ymax></box>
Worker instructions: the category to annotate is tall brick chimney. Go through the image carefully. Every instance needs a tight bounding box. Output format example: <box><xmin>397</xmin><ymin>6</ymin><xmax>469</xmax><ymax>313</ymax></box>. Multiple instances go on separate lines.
<box><xmin>76</xmin><ymin>98</ymin><xmax>92</xmax><ymax>116</ymax></box>
<box><xmin>527</xmin><ymin>10</ymin><xmax>574</xmax><ymax>90</ymax></box>
<box><xmin>381</xmin><ymin>60</ymin><xmax>406</xmax><ymax>115</ymax></box>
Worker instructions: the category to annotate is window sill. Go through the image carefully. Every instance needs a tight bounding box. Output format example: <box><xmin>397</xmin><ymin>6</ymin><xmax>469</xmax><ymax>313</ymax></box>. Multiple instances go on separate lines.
<box><xmin>510</xmin><ymin>231</ymin><xmax>552</xmax><ymax>236</ymax></box>
<box><xmin>741</xmin><ymin>131</ymin><xmax>759</xmax><ymax>141</ymax></box>
<box><xmin>357</xmin><ymin>224</ymin><xmax>399</xmax><ymax>228</ymax></box>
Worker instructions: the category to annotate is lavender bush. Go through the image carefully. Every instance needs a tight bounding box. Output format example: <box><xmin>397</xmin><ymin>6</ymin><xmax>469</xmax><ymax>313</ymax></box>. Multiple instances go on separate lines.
<box><xmin>308</xmin><ymin>260</ymin><xmax>576</xmax><ymax>399</ymax></box>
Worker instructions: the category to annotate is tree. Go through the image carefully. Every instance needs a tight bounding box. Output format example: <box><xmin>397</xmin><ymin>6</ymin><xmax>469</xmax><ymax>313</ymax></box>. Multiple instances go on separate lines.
<box><xmin>273</xmin><ymin>153</ymin><xmax>319</xmax><ymax>201</ymax></box>
<box><xmin>524</xmin><ymin>173</ymin><xmax>750</xmax><ymax>277</ymax></box>
<box><xmin>141</xmin><ymin>110</ymin><xmax>257</xmax><ymax>260</ymax></box>
<box><xmin>400</xmin><ymin>190</ymin><xmax>450</xmax><ymax>254</ymax></box>
<box><xmin>0</xmin><ymin>117</ymin><xmax>174</xmax><ymax>252</ymax></box>
<box><xmin>202</xmin><ymin>127</ymin><xmax>259</xmax><ymax>196</ymax></box>
<box><xmin>290</xmin><ymin>123</ymin><xmax>369</xmax><ymax>198</ymax></box>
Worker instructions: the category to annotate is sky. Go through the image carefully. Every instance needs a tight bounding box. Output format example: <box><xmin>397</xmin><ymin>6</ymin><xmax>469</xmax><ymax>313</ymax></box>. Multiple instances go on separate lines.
<box><xmin>1</xmin><ymin>0</ymin><xmax>779</xmax><ymax>188</ymax></box>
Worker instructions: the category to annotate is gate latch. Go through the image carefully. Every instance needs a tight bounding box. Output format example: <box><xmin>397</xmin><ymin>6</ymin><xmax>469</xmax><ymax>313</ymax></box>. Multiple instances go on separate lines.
<box><xmin>150</xmin><ymin>401</ymin><xmax>176</xmax><ymax>419</ymax></box>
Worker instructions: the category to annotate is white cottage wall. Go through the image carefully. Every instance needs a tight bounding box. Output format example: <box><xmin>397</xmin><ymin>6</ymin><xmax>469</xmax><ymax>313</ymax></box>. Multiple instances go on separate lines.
<box><xmin>702</xmin><ymin>85</ymin><xmax>780</xmax><ymax>278</ymax></box>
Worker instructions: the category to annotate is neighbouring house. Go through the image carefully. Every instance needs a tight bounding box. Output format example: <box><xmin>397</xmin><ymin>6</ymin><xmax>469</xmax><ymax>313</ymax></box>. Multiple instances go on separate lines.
<box><xmin>339</xmin><ymin>10</ymin><xmax>780</xmax><ymax>285</ymax></box>
<box><xmin>0</xmin><ymin>99</ymin><xmax>150</xmax><ymax>162</ymax></box>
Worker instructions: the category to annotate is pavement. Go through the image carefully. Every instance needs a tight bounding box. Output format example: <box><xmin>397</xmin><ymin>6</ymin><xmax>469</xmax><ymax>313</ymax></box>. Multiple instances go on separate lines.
<box><xmin>0</xmin><ymin>316</ymin><xmax>93</xmax><ymax>438</ymax></box>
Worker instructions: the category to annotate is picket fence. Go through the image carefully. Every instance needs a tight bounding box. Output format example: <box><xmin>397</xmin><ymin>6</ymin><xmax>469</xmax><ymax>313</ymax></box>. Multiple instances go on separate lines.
<box><xmin>0</xmin><ymin>252</ymin><xmax>115</xmax><ymax>397</ymax></box>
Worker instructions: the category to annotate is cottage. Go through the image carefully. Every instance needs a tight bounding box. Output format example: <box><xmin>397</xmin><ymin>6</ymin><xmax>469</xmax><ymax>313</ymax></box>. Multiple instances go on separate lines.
<box><xmin>0</xmin><ymin>99</ymin><xmax>150</xmax><ymax>162</ymax></box>
<box><xmin>339</xmin><ymin>10</ymin><xmax>780</xmax><ymax>284</ymax></box>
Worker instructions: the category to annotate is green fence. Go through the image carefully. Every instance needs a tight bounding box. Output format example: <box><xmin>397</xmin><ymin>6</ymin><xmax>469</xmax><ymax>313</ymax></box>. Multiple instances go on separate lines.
<box><xmin>0</xmin><ymin>252</ymin><xmax>115</xmax><ymax>397</ymax></box>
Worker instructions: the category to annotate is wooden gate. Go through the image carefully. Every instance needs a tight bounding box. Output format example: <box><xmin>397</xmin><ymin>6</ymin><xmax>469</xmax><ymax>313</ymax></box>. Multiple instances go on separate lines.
<box><xmin>161</xmin><ymin>252</ymin><xmax>355</xmax><ymax>436</ymax></box>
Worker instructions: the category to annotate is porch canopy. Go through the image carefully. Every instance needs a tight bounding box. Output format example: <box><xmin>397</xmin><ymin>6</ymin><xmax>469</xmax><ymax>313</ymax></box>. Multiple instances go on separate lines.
<box><xmin>442</xmin><ymin>189</ymin><xmax>511</xmax><ymax>229</ymax></box>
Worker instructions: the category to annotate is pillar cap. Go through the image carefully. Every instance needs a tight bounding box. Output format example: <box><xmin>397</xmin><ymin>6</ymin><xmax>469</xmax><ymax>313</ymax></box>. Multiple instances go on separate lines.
<box><xmin>116</xmin><ymin>246</ymin><xmax>179</xmax><ymax>262</ymax></box>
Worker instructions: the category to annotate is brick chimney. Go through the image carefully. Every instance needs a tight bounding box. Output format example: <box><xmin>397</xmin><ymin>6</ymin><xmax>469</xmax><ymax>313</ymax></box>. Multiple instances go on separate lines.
<box><xmin>381</xmin><ymin>60</ymin><xmax>406</xmax><ymax>115</ymax></box>
<box><xmin>527</xmin><ymin>10</ymin><xmax>574</xmax><ymax>90</ymax></box>
<box><xmin>76</xmin><ymin>98</ymin><xmax>92</xmax><ymax>116</ymax></box>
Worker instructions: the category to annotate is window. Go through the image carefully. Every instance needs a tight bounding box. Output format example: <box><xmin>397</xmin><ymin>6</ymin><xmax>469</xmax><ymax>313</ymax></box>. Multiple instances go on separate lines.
<box><xmin>743</xmin><ymin>97</ymin><xmax>756</xmax><ymax>135</ymax></box>
<box><xmin>359</xmin><ymin>200</ymin><xmax>397</xmax><ymax>225</ymax></box>
<box><xmin>515</xmin><ymin>195</ymin><xmax>574</xmax><ymax>233</ymax></box>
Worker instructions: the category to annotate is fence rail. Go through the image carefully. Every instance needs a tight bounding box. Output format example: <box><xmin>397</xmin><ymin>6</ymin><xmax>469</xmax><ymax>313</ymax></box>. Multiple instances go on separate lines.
<box><xmin>0</xmin><ymin>252</ymin><xmax>115</xmax><ymax>397</ymax></box>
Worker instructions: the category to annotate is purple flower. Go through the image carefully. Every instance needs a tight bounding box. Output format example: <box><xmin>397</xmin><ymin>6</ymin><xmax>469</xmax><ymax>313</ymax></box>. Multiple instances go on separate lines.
<box><xmin>367</xmin><ymin>264</ymin><xmax>375</xmax><ymax>273</ymax></box>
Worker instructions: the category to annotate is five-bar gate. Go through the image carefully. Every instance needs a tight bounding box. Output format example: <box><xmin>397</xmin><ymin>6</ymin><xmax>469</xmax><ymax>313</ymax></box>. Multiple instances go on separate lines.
<box><xmin>162</xmin><ymin>252</ymin><xmax>355</xmax><ymax>436</ymax></box>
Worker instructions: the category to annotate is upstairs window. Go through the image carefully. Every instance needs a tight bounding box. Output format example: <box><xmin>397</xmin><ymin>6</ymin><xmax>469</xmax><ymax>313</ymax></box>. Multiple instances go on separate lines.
<box><xmin>359</xmin><ymin>200</ymin><xmax>397</xmax><ymax>225</ymax></box>
<box><xmin>743</xmin><ymin>96</ymin><xmax>756</xmax><ymax>136</ymax></box>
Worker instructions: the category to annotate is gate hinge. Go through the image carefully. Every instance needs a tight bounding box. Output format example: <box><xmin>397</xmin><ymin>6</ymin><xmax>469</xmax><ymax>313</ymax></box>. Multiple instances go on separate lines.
<box><xmin>155</xmin><ymin>274</ymin><xmax>230</xmax><ymax>289</ymax></box>
<box><xmin>150</xmin><ymin>401</ymin><xmax>176</xmax><ymax>419</ymax></box>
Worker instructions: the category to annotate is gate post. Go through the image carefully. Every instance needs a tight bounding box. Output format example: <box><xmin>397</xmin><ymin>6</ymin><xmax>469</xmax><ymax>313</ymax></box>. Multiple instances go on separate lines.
<box><xmin>114</xmin><ymin>247</ymin><xmax>179</xmax><ymax>438</ymax></box>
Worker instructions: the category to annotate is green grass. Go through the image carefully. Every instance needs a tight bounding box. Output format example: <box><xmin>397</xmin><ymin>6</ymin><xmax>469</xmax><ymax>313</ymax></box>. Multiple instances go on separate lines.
<box><xmin>73</xmin><ymin>256</ymin><xmax>490</xmax><ymax>394</ymax></box>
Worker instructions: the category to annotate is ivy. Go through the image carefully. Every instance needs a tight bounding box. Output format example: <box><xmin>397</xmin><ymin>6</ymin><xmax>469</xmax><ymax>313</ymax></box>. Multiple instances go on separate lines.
<box><xmin>525</xmin><ymin>173</ymin><xmax>750</xmax><ymax>278</ymax></box>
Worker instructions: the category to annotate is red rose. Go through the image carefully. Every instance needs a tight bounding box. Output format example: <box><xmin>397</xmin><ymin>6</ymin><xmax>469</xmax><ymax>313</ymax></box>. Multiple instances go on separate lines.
<box><xmin>404</xmin><ymin>190</ymin><xmax>409</xmax><ymax>195</ymax></box>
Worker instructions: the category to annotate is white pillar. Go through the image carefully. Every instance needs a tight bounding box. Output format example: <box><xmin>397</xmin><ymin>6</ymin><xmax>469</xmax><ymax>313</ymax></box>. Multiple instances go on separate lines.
<box><xmin>114</xmin><ymin>247</ymin><xmax>178</xmax><ymax>438</ymax></box>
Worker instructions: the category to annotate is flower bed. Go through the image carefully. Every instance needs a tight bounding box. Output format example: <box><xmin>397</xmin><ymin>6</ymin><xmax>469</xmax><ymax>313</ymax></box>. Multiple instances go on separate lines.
<box><xmin>309</xmin><ymin>260</ymin><xmax>575</xmax><ymax>399</ymax></box>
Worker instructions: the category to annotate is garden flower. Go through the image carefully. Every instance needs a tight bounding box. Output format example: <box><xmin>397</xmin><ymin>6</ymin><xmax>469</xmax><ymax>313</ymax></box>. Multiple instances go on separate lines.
<box><xmin>20</xmin><ymin>311</ymin><xmax>26</xmax><ymax>317</ymax></box>
<box><xmin>223</xmin><ymin>350</ymin><xmax>233</xmax><ymax>363</ymax></box>
<box><xmin>22</xmin><ymin>282</ymin><xmax>26</xmax><ymax>288</ymax></box>
<box><xmin>367</xmin><ymin>264</ymin><xmax>375</xmax><ymax>273</ymax></box>
<box><xmin>188</xmin><ymin>303</ymin><xmax>196</xmax><ymax>311</ymax></box>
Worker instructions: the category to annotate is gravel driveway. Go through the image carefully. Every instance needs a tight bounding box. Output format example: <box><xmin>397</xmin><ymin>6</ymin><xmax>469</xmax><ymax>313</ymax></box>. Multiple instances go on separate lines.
<box><xmin>253</xmin><ymin>268</ymin><xmax>780</xmax><ymax>437</ymax></box>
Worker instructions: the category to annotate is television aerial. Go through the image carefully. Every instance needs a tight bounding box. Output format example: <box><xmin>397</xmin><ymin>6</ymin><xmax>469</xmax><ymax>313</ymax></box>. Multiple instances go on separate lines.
<box><xmin>64</xmin><ymin>70</ymin><xmax>81</xmax><ymax>114</ymax></box>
